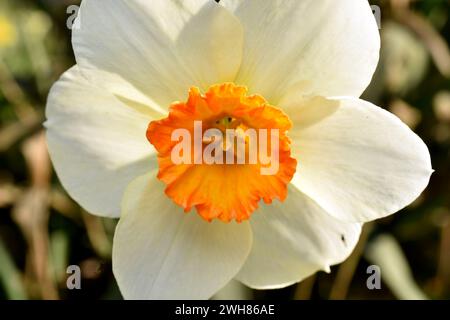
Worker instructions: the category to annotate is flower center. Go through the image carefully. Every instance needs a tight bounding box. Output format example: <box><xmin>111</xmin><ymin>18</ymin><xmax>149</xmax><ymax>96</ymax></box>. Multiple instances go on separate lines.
<box><xmin>147</xmin><ymin>83</ymin><xmax>297</xmax><ymax>222</ymax></box>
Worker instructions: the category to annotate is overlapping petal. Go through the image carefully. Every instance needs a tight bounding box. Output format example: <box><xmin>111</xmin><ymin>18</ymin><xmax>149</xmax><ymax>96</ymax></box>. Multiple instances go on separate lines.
<box><xmin>45</xmin><ymin>67</ymin><xmax>158</xmax><ymax>217</ymax></box>
<box><xmin>73</xmin><ymin>0</ymin><xmax>243</xmax><ymax>110</ymax></box>
<box><xmin>237</xmin><ymin>186</ymin><xmax>361</xmax><ymax>289</ymax></box>
<box><xmin>113</xmin><ymin>173</ymin><xmax>252</xmax><ymax>299</ymax></box>
<box><xmin>287</xmin><ymin>96</ymin><xmax>433</xmax><ymax>223</ymax></box>
<box><xmin>221</xmin><ymin>0</ymin><xmax>380</xmax><ymax>103</ymax></box>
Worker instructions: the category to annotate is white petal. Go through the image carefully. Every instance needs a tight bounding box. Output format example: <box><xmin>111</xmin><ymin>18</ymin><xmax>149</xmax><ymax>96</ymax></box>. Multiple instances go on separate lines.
<box><xmin>221</xmin><ymin>0</ymin><xmax>380</xmax><ymax>102</ymax></box>
<box><xmin>113</xmin><ymin>173</ymin><xmax>252</xmax><ymax>300</ymax></box>
<box><xmin>290</xmin><ymin>97</ymin><xmax>433</xmax><ymax>223</ymax></box>
<box><xmin>45</xmin><ymin>67</ymin><xmax>157</xmax><ymax>218</ymax></box>
<box><xmin>176</xmin><ymin>2</ymin><xmax>244</xmax><ymax>87</ymax></box>
<box><xmin>236</xmin><ymin>186</ymin><xmax>361</xmax><ymax>289</ymax></box>
<box><xmin>74</xmin><ymin>0</ymin><xmax>243</xmax><ymax>109</ymax></box>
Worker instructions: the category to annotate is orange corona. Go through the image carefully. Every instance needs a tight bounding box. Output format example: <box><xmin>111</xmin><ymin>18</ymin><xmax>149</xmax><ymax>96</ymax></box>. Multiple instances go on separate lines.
<box><xmin>147</xmin><ymin>83</ymin><xmax>297</xmax><ymax>222</ymax></box>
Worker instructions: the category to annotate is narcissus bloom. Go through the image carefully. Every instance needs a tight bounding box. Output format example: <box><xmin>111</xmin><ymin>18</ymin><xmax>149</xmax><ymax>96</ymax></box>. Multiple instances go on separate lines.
<box><xmin>0</xmin><ymin>14</ymin><xmax>17</xmax><ymax>48</ymax></box>
<box><xmin>45</xmin><ymin>0</ymin><xmax>432</xmax><ymax>299</ymax></box>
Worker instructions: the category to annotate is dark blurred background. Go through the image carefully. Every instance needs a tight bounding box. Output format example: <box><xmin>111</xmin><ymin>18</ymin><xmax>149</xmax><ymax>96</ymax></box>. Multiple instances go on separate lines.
<box><xmin>0</xmin><ymin>0</ymin><xmax>449</xmax><ymax>300</ymax></box>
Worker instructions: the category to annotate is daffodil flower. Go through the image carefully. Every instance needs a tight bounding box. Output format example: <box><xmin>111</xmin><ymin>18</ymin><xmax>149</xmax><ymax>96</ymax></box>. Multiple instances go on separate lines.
<box><xmin>0</xmin><ymin>14</ymin><xmax>17</xmax><ymax>48</ymax></box>
<box><xmin>45</xmin><ymin>0</ymin><xmax>432</xmax><ymax>299</ymax></box>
